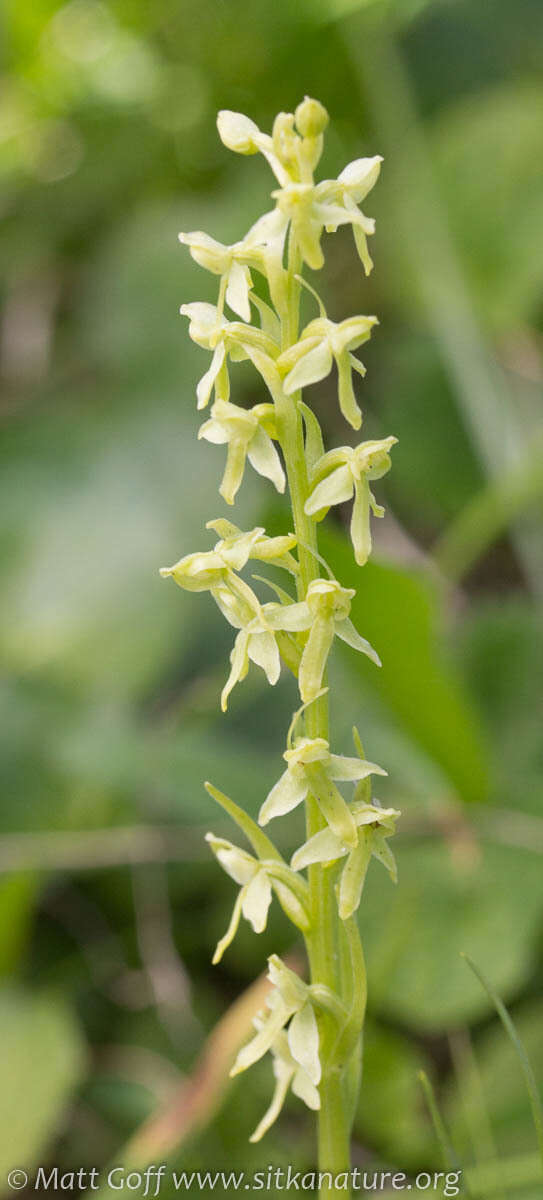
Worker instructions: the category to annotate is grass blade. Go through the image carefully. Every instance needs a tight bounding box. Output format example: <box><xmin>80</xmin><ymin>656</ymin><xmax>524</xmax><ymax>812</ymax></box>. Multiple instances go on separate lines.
<box><xmin>462</xmin><ymin>953</ymin><xmax>543</xmax><ymax>1174</ymax></box>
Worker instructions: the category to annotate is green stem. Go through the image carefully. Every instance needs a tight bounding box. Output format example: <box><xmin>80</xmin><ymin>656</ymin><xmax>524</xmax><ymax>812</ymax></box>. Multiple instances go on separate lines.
<box><xmin>276</xmin><ymin>234</ymin><xmax>355</xmax><ymax>1199</ymax></box>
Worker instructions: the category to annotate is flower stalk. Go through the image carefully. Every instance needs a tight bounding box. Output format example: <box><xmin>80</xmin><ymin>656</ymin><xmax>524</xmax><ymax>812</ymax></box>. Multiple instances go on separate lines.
<box><xmin>161</xmin><ymin>96</ymin><xmax>399</xmax><ymax>1197</ymax></box>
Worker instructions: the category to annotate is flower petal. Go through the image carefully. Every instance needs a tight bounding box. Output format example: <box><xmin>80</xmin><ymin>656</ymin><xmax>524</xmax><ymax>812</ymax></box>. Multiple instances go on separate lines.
<box><xmin>246</xmin><ymin>208</ymin><xmax>289</xmax><ymax>249</ymax></box>
<box><xmin>221</xmin><ymin>629</ymin><xmax>249</xmax><ymax>711</ymax></box>
<box><xmin>291</xmin><ymin>1065</ymin><xmax>321</xmax><ymax>1110</ymax></box>
<box><xmin>371</xmin><ymin>832</ymin><xmax>398</xmax><ymax>882</ymax></box>
<box><xmin>196</xmin><ymin>342</ymin><xmax>226</xmax><ymax>410</ymax></box>
<box><xmin>291</xmin><ymin>827</ymin><xmax>346</xmax><ymax>870</ymax></box>
<box><xmin>288</xmin><ymin>1002</ymin><xmax>321</xmax><ymax>1085</ymax></box>
<box><xmin>249</xmin><ymin>1058</ymin><xmax>294</xmax><ymax>1143</ymax></box>
<box><xmin>349</xmin><ymin>477</ymin><xmax>371</xmax><ymax>565</ymax></box>
<box><xmin>305</xmin><ymin>465</ymin><xmax>354</xmax><ymax>516</ymax></box>
<box><xmin>327</xmin><ymin>755</ymin><xmax>386</xmax><ymax>782</ymax></box>
<box><xmin>338</xmin><ymin>156</ymin><xmax>382</xmax><ymax>203</ymax></box>
<box><xmin>206</xmin><ymin>834</ymin><xmax>256</xmax><ymax>885</ymax></box>
<box><xmin>248</xmin><ymin>630</ymin><xmax>281</xmax><ymax>685</ymax></box>
<box><xmin>283</xmin><ymin>338</ymin><xmax>333</xmax><ymax>395</ymax></box>
<box><xmin>198</xmin><ymin>418</ymin><xmax>229</xmax><ymax>445</ymax></box>
<box><xmin>259</xmin><ymin>767</ymin><xmax>308</xmax><ymax>825</ymax></box>
<box><xmin>219</xmin><ymin>439</ymin><xmax>248</xmax><ymax>506</ymax></box>
<box><xmin>336</xmin><ymin>348</ymin><xmax>362</xmax><ymax>430</ymax></box>
<box><xmin>334</xmin><ymin>618</ymin><xmax>381</xmax><ymax>667</ymax></box>
<box><xmin>242</xmin><ymin>870</ymin><xmax>273</xmax><ymax>933</ymax></box>
<box><xmin>226</xmin><ymin>260</ymin><xmax>252</xmax><ymax>322</ymax></box>
<box><xmin>337</xmin><ymin>839</ymin><xmax>372</xmax><ymax>920</ymax></box>
<box><xmin>230</xmin><ymin>1000</ymin><xmax>291</xmax><ymax>1076</ymax></box>
<box><xmin>247</xmin><ymin>425</ymin><xmax>286</xmax><ymax>494</ymax></box>
<box><xmin>212</xmin><ymin>890</ymin><xmax>244</xmax><ymax>964</ymax></box>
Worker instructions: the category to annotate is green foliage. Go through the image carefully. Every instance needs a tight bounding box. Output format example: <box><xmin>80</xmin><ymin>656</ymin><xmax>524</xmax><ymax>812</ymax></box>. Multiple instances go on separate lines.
<box><xmin>0</xmin><ymin>988</ymin><xmax>86</xmax><ymax>1175</ymax></box>
<box><xmin>321</xmin><ymin>527</ymin><xmax>490</xmax><ymax>805</ymax></box>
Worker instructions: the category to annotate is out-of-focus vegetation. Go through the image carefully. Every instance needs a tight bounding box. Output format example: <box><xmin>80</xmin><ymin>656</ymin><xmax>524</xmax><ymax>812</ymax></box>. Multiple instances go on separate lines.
<box><xmin>1</xmin><ymin>0</ymin><xmax>543</xmax><ymax>1193</ymax></box>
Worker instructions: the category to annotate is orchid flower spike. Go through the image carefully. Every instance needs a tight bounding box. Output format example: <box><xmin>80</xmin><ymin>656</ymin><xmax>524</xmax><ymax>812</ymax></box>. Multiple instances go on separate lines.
<box><xmin>305</xmin><ymin>437</ymin><xmax>398</xmax><ymax>565</ymax></box>
<box><xmin>199</xmin><ymin>399</ymin><xmax>285</xmax><ymax>505</ymax></box>
<box><xmin>230</xmin><ymin>956</ymin><xmax>321</xmax><ymax>1098</ymax></box>
<box><xmin>292</xmin><ymin>799</ymin><xmax>400</xmax><ymax>920</ymax></box>
<box><xmin>180</xmin><ymin>302</ymin><xmax>280</xmax><ymax>411</ymax></box>
<box><xmin>259</xmin><ymin>735</ymin><xmax>386</xmax><ymax>849</ymax></box>
<box><xmin>206</xmin><ymin>835</ymin><xmax>310</xmax><ymax>962</ymax></box>
<box><xmin>278</xmin><ymin>316</ymin><xmax>378</xmax><ymax>430</ymax></box>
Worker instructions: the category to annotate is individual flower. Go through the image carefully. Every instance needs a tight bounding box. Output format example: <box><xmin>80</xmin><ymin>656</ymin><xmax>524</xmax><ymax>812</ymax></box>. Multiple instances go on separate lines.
<box><xmin>199</xmin><ymin>398</ymin><xmax>285</xmax><ymax>505</ymax></box>
<box><xmin>178</xmin><ymin>232</ymin><xmax>289</xmax><ymax>324</ymax></box>
<box><xmin>246</xmin><ymin>155</ymin><xmax>382</xmax><ymax>273</ymax></box>
<box><xmin>270</xmin><ymin>578</ymin><xmax>381</xmax><ymax>703</ymax></box>
<box><xmin>205</xmin><ymin>519</ymin><xmax>298</xmax><ymax>573</ymax></box>
<box><xmin>291</xmin><ymin>799</ymin><xmax>400</xmax><ymax>920</ymax></box>
<box><xmin>178</xmin><ymin>233</ymin><xmax>255</xmax><ymax>321</ymax></box>
<box><xmin>180</xmin><ymin>302</ymin><xmax>279</xmax><ymax>410</ymax></box>
<box><xmin>159</xmin><ymin>523</ymin><xmax>296</xmax><ymax>594</ymax></box>
<box><xmin>230</xmin><ymin>956</ymin><xmax>321</xmax><ymax>1100</ymax></box>
<box><xmin>305</xmin><ymin>437</ymin><xmax>398</xmax><ymax>565</ymax></box>
<box><xmin>258</xmin><ymin>735</ymin><xmax>386</xmax><ymax>849</ymax></box>
<box><xmin>278</xmin><ymin>316</ymin><xmax>378</xmax><ymax>430</ymax></box>
<box><xmin>219</xmin><ymin>593</ymin><xmax>314</xmax><ymax>711</ymax></box>
<box><xmin>206</xmin><ymin>836</ymin><xmax>310</xmax><ymax>963</ymax></box>
<box><xmin>316</xmin><ymin>156</ymin><xmax>383</xmax><ymax>274</ymax></box>
<box><xmin>249</xmin><ymin>1023</ymin><xmax>320</xmax><ymax>1143</ymax></box>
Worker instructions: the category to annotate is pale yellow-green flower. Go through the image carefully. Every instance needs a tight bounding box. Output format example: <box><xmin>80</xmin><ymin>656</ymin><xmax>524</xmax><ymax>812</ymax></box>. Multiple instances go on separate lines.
<box><xmin>206</xmin><ymin>835</ymin><xmax>310</xmax><ymax>963</ymax></box>
<box><xmin>246</xmin><ymin>157</ymin><xmax>382</xmax><ymax>273</ymax></box>
<box><xmin>159</xmin><ymin>523</ymin><xmax>296</xmax><ymax>594</ymax></box>
<box><xmin>305</xmin><ymin>437</ymin><xmax>397</xmax><ymax>565</ymax></box>
<box><xmin>259</xmin><ymin>735</ymin><xmax>386</xmax><ymax>849</ymax></box>
<box><xmin>269</xmin><ymin>578</ymin><xmax>380</xmax><ymax>703</ymax></box>
<box><xmin>178</xmin><ymin>233</ymin><xmax>255</xmax><ymax>322</ymax></box>
<box><xmin>278</xmin><ymin>316</ymin><xmax>378</xmax><ymax>430</ymax></box>
<box><xmin>249</xmin><ymin>1021</ymin><xmax>320</xmax><ymax>1143</ymax></box>
<box><xmin>180</xmin><ymin>302</ymin><xmax>279</xmax><ymax>411</ymax></box>
<box><xmin>292</xmin><ymin>799</ymin><xmax>400</xmax><ymax>920</ymax></box>
<box><xmin>230</xmin><ymin>956</ymin><xmax>321</xmax><ymax>1095</ymax></box>
<box><xmin>199</xmin><ymin>398</ymin><xmax>285</xmax><ymax>505</ymax></box>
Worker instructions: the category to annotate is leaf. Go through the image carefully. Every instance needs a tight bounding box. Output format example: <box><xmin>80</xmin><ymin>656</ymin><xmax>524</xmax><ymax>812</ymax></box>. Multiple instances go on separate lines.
<box><xmin>444</xmin><ymin>1002</ymin><xmax>543</xmax><ymax>1170</ymax></box>
<box><xmin>299</xmin><ymin>401</ymin><xmax>325</xmax><ymax>472</ymax></box>
<box><xmin>205</xmin><ymin>783</ymin><xmax>283</xmax><ymax>863</ymax></box>
<box><xmin>353</xmin><ymin>1019</ymin><xmax>435</xmax><ymax>1168</ymax></box>
<box><xmin>361</xmin><ymin>840</ymin><xmax>543</xmax><ymax>1030</ymax></box>
<box><xmin>320</xmin><ymin>526</ymin><xmax>490</xmax><ymax>804</ymax></box>
<box><xmin>0</xmin><ymin>988</ymin><xmax>86</xmax><ymax>1175</ymax></box>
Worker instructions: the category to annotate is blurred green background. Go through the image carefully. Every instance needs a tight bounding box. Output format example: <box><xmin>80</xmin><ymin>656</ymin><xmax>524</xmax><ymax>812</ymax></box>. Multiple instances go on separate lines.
<box><xmin>1</xmin><ymin>0</ymin><xmax>543</xmax><ymax>1194</ymax></box>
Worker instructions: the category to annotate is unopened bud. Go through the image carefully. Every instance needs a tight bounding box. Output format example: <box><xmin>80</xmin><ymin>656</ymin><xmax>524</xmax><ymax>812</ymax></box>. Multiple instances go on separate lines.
<box><xmin>295</xmin><ymin>97</ymin><xmax>329</xmax><ymax>139</ymax></box>
<box><xmin>217</xmin><ymin>110</ymin><xmax>260</xmax><ymax>154</ymax></box>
